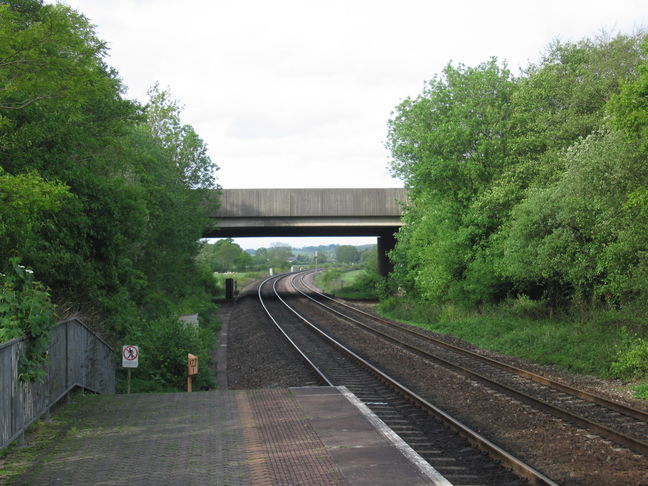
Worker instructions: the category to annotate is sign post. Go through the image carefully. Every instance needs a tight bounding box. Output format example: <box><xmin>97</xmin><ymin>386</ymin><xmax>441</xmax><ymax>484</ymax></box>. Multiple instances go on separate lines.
<box><xmin>187</xmin><ymin>353</ymin><xmax>198</xmax><ymax>392</ymax></box>
<box><xmin>122</xmin><ymin>345</ymin><xmax>139</xmax><ymax>394</ymax></box>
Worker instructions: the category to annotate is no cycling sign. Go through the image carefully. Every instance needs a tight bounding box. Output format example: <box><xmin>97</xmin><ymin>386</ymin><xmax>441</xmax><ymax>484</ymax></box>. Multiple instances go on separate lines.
<box><xmin>122</xmin><ymin>345</ymin><xmax>139</xmax><ymax>368</ymax></box>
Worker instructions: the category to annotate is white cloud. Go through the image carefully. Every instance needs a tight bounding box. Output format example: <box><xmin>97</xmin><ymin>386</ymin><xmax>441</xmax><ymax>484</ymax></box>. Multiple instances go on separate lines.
<box><xmin>51</xmin><ymin>0</ymin><xmax>648</xmax><ymax>245</ymax></box>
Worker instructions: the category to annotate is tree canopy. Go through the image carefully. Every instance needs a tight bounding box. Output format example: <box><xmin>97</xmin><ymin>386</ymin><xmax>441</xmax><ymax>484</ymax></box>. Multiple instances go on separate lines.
<box><xmin>386</xmin><ymin>33</ymin><xmax>648</xmax><ymax>314</ymax></box>
<box><xmin>197</xmin><ymin>239</ymin><xmax>252</xmax><ymax>272</ymax></box>
<box><xmin>336</xmin><ymin>245</ymin><xmax>360</xmax><ymax>264</ymax></box>
<box><xmin>0</xmin><ymin>1</ymin><xmax>219</xmax><ymax>339</ymax></box>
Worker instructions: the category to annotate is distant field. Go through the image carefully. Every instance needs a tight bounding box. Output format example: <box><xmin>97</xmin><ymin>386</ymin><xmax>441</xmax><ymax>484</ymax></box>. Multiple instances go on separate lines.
<box><xmin>314</xmin><ymin>267</ymin><xmax>379</xmax><ymax>300</ymax></box>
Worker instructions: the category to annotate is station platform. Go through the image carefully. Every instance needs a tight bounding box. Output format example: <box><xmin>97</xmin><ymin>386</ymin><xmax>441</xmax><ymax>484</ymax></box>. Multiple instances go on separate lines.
<box><xmin>14</xmin><ymin>386</ymin><xmax>449</xmax><ymax>486</ymax></box>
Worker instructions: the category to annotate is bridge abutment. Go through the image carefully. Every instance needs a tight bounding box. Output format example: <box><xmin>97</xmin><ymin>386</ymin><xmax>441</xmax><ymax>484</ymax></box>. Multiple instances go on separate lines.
<box><xmin>377</xmin><ymin>233</ymin><xmax>397</xmax><ymax>277</ymax></box>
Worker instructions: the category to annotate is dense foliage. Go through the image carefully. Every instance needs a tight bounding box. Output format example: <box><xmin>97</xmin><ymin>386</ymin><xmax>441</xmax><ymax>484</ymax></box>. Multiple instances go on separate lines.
<box><xmin>387</xmin><ymin>33</ymin><xmax>647</xmax><ymax>312</ymax></box>
<box><xmin>0</xmin><ymin>258</ymin><xmax>56</xmax><ymax>382</ymax></box>
<box><xmin>120</xmin><ymin>315</ymin><xmax>217</xmax><ymax>392</ymax></box>
<box><xmin>197</xmin><ymin>238</ymin><xmax>253</xmax><ymax>273</ymax></box>
<box><xmin>0</xmin><ymin>1</ymin><xmax>219</xmax><ymax>390</ymax></box>
<box><xmin>385</xmin><ymin>33</ymin><xmax>648</xmax><ymax>385</ymax></box>
<box><xmin>335</xmin><ymin>245</ymin><xmax>360</xmax><ymax>264</ymax></box>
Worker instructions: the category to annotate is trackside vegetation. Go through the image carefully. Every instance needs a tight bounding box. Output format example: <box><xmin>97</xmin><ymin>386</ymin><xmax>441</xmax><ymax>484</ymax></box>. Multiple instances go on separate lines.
<box><xmin>384</xmin><ymin>32</ymin><xmax>648</xmax><ymax>398</ymax></box>
<box><xmin>315</xmin><ymin>267</ymin><xmax>381</xmax><ymax>300</ymax></box>
<box><xmin>378</xmin><ymin>300</ymin><xmax>648</xmax><ymax>399</ymax></box>
<box><xmin>0</xmin><ymin>1</ymin><xmax>219</xmax><ymax>392</ymax></box>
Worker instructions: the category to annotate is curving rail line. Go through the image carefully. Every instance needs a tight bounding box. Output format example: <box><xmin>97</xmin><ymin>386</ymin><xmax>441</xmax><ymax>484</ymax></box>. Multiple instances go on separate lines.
<box><xmin>291</xmin><ymin>270</ymin><xmax>648</xmax><ymax>456</ymax></box>
<box><xmin>257</xmin><ymin>273</ymin><xmax>559</xmax><ymax>486</ymax></box>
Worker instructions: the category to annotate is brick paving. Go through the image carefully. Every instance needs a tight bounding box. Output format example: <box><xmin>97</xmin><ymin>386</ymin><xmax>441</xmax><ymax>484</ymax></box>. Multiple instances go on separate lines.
<box><xmin>13</xmin><ymin>391</ymin><xmax>250</xmax><ymax>486</ymax></box>
<box><xmin>243</xmin><ymin>389</ymin><xmax>345</xmax><ymax>485</ymax></box>
<box><xmin>12</xmin><ymin>387</ymin><xmax>443</xmax><ymax>485</ymax></box>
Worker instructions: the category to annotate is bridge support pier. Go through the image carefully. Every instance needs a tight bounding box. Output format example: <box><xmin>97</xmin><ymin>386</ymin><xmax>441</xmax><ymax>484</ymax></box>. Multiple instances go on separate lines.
<box><xmin>377</xmin><ymin>233</ymin><xmax>396</xmax><ymax>277</ymax></box>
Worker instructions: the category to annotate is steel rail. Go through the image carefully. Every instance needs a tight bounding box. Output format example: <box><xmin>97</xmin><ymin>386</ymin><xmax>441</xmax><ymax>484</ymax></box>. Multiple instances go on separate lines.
<box><xmin>298</xmin><ymin>271</ymin><xmax>648</xmax><ymax>421</ymax></box>
<box><xmin>257</xmin><ymin>274</ymin><xmax>333</xmax><ymax>386</ymax></box>
<box><xmin>292</xmin><ymin>272</ymin><xmax>648</xmax><ymax>455</ymax></box>
<box><xmin>263</xmin><ymin>273</ymin><xmax>559</xmax><ymax>486</ymax></box>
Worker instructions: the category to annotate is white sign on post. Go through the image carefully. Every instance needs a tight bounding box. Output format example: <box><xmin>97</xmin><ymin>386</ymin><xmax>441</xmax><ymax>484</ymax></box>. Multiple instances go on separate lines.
<box><xmin>122</xmin><ymin>345</ymin><xmax>139</xmax><ymax>368</ymax></box>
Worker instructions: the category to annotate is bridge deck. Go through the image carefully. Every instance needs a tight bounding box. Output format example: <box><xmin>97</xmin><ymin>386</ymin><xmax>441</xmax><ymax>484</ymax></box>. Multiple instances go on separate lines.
<box><xmin>206</xmin><ymin>188</ymin><xmax>407</xmax><ymax>238</ymax></box>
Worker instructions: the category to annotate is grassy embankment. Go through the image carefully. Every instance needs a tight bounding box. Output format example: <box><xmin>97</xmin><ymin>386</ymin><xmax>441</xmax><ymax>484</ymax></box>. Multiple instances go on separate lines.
<box><xmin>378</xmin><ymin>297</ymin><xmax>648</xmax><ymax>400</ymax></box>
<box><xmin>314</xmin><ymin>268</ymin><xmax>647</xmax><ymax>400</ymax></box>
<box><xmin>314</xmin><ymin>267</ymin><xmax>379</xmax><ymax>300</ymax></box>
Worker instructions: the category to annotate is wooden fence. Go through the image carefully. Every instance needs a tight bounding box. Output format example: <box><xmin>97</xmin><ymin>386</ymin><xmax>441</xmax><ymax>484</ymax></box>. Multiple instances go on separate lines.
<box><xmin>0</xmin><ymin>319</ymin><xmax>115</xmax><ymax>450</ymax></box>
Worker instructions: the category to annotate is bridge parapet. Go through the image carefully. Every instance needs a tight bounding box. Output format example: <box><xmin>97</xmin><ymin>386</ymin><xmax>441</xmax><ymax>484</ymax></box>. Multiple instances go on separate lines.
<box><xmin>212</xmin><ymin>188</ymin><xmax>407</xmax><ymax>218</ymax></box>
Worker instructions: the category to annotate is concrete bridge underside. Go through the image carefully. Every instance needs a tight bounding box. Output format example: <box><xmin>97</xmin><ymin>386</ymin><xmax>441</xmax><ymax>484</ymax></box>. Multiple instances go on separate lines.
<box><xmin>204</xmin><ymin>188</ymin><xmax>407</xmax><ymax>276</ymax></box>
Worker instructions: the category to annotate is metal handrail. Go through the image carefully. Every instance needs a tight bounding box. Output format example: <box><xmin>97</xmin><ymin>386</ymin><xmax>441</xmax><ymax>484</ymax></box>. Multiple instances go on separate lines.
<box><xmin>0</xmin><ymin>319</ymin><xmax>115</xmax><ymax>451</ymax></box>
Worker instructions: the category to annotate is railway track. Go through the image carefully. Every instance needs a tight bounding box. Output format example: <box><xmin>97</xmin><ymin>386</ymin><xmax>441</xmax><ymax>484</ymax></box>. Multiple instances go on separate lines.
<box><xmin>258</xmin><ymin>273</ymin><xmax>559</xmax><ymax>486</ymax></box>
<box><xmin>290</xmin><ymin>271</ymin><xmax>648</xmax><ymax>457</ymax></box>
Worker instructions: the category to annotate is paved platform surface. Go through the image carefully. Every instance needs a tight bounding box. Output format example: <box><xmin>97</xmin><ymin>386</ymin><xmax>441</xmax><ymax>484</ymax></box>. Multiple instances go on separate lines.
<box><xmin>13</xmin><ymin>386</ymin><xmax>445</xmax><ymax>485</ymax></box>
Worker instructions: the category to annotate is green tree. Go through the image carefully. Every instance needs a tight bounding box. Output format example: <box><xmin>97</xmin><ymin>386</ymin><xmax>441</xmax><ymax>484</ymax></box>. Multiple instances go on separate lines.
<box><xmin>252</xmin><ymin>247</ymin><xmax>269</xmax><ymax>268</ymax></box>
<box><xmin>197</xmin><ymin>239</ymin><xmax>252</xmax><ymax>272</ymax></box>
<box><xmin>128</xmin><ymin>87</ymin><xmax>218</xmax><ymax>316</ymax></box>
<box><xmin>336</xmin><ymin>245</ymin><xmax>360</xmax><ymax>264</ymax></box>
<box><xmin>0</xmin><ymin>169</ymin><xmax>69</xmax><ymax>260</ymax></box>
<box><xmin>609</xmin><ymin>36</ymin><xmax>648</xmax><ymax>147</ymax></box>
<box><xmin>0</xmin><ymin>2</ymin><xmax>137</xmax><ymax>175</ymax></box>
<box><xmin>0</xmin><ymin>1</ymin><xmax>139</xmax><ymax>301</ymax></box>
<box><xmin>0</xmin><ymin>0</ymin><xmax>221</xmax><ymax>391</ymax></box>
<box><xmin>387</xmin><ymin>59</ymin><xmax>515</xmax><ymax>305</ymax></box>
<box><xmin>359</xmin><ymin>246</ymin><xmax>377</xmax><ymax>272</ymax></box>
<box><xmin>603</xmin><ymin>34</ymin><xmax>648</xmax><ymax>307</ymax></box>
<box><xmin>386</xmin><ymin>33</ymin><xmax>646</xmax><ymax>311</ymax></box>
<box><xmin>267</xmin><ymin>243</ymin><xmax>293</xmax><ymax>268</ymax></box>
<box><xmin>490</xmin><ymin>34</ymin><xmax>646</xmax><ymax>309</ymax></box>
<box><xmin>388</xmin><ymin>59</ymin><xmax>514</xmax><ymax>205</ymax></box>
<box><xmin>143</xmin><ymin>84</ymin><xmax>217</xmax><ymax>190</ymax></box>
<box><xmin>496</xmin><ymin>127</ymin><xmax>646</xmax><ymax>308</ymax></box>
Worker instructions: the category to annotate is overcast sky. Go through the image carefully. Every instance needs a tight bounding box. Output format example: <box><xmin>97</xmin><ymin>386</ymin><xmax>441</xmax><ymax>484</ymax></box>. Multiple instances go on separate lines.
<box><xmin>58</xmin><ymin>0</ymin><xmax>647</xmax><ymax>249</ymax></box>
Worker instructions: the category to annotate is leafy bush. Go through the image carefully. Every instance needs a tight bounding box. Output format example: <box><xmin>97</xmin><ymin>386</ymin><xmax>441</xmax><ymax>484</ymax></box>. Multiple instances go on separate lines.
<box><xmin>118</xmin><ymin>316</ymin><xmax>216</xmax><ymax>393</ymax></box>
<box><xmin>611</xmin><ymin>333</ymin><xmax>648</xmax><ymax>380</ymax></box>
<box><xmin>0</xmin><ymin>258</ymin><xmax>57</xmax><ymax>382</ymax></box>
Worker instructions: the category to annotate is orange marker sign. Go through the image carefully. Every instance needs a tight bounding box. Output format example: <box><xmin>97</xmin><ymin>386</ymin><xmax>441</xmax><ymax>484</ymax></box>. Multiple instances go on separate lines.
<box><xmin>188</xmin><ymin>354</ymin><xmax>199</xmax><ymax>376</ymax></box>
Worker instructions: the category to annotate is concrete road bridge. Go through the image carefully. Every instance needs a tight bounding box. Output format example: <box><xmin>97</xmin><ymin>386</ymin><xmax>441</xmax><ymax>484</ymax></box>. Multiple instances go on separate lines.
<box><xmin>204</xmin><ymin>188</ymin><xmax>408</xmax><ymax>275</ymax></box>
